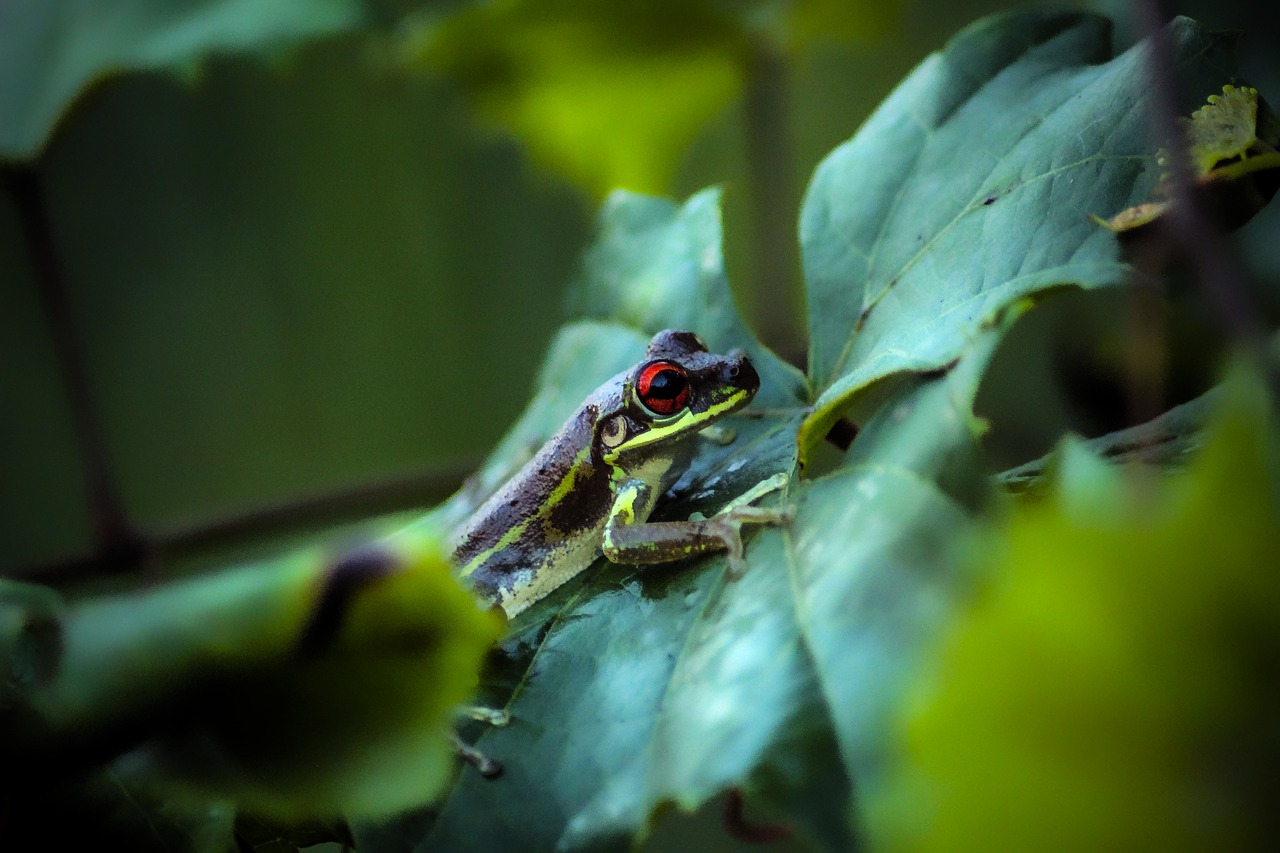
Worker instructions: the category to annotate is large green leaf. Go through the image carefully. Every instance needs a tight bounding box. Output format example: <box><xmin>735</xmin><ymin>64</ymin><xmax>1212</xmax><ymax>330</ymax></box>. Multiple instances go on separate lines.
<box><xmin>0</xmin><ymin>0</ymin><xmax>362</xmax><ymax>160</ymax></box>
<box><xmin>797</xmin><ymin>11</ymin><xmax>1239</xmax><ymax>460</ymax></box>
<box><xmin>569</xmin><ymin>188</ymin><xmax>810</xmax><ymax>410</ymax></box>
<box><xmin>354</xmin><ymin>189</ymin><xmax>995</xmax><ymax>851</ymax></box>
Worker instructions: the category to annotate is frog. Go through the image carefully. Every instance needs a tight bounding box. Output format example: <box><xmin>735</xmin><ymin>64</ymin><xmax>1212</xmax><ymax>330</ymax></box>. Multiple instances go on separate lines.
<box><xmin>453</xmin><ymin>328</ymin><xmax>789</xmax><ymax>620</ymax></box>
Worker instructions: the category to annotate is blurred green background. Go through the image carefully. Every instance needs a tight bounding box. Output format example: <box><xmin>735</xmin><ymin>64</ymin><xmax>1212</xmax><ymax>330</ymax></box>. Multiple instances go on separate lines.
<box><xmin>2</xmin><ymin>0</ymin><xmax>1276</xmax><ymax>575</ymax></box>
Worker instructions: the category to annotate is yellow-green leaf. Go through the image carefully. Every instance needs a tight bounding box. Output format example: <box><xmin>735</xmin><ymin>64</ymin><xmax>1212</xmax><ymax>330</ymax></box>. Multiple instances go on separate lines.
<box><xmin>870</xmin><ymin>368</ymin><xmax>1280</xmax><ymax>852</ymax></box>
<box><xmin>9</xmin><ymin>527</ymin><xmax>503</xmax><ymax>822</ymax></box>
<box><xmin>1184</xmin><ymin>85</ymin><xmax>1262</xmax><ymax>176</ymax></box>
<box><xmin>397</xmin><ymin>0</ymin><xmax>889</xmax><ymax>197</ymax></box>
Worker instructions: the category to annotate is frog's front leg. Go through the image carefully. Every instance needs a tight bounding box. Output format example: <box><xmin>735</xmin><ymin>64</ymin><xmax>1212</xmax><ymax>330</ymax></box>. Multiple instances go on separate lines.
<box><xmin>601</xmin><ymin>476</ymin><xmax>790</xmax><ymax>574</ymax></box>
<box><xmin>449</xmin><ymin>731</ymin><xmax>503</xmax><ymax>778</ymax></box>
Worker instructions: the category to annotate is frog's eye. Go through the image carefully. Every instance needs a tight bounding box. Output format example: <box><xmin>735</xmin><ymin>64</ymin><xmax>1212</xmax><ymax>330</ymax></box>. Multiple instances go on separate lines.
<box><xmin>637</xmin><ymin>361</ymin><xmax>689</xmax><ymax>416</ymax></box>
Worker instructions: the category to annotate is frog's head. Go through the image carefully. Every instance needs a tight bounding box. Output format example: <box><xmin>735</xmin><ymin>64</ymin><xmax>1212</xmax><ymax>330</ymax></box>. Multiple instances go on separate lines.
<box><xmin>597</xmin><ymin>329</ymin><xmax>759</xmax><ymax>465</ymax></box>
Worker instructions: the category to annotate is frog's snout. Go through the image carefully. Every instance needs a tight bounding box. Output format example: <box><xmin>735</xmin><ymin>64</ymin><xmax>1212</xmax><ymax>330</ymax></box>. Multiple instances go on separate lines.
<box><xmin>724</xmin><ymin>350</ymin><xmax>759</xmax><ymax>393</ymax></box>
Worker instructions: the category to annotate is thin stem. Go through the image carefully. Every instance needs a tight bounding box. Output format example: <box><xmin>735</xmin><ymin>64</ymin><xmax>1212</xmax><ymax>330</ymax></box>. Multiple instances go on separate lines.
<box><xmin>5</xmin><ymin>461</ymin><xmax>473</xmax><ymax>585</ymax></box>
<box><xmin>742</xmin><ymin>36</ymin><xmax>804</xmax><ymax>360</ymax></box>
<box><xmin>3</xmin><ymin>164</ymin><xmax>145</xmax><ymax>568</ymax></box>
<box><xmin>1133</xmin><ymin>0</ymin><xmax>1262</xmax><ymax>344</ymax></box>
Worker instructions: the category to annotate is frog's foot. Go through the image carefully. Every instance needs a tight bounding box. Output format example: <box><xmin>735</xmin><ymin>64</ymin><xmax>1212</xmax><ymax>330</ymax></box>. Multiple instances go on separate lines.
<box><xmin>718</xmin><ymin>472</ymin><xmax>790</xmax><ymax>513</ymax></box>
<box><xmin>698</xmin><ymin>472</ymin><xmax>794</xmax><ymax>579</ymax></box>
<box><xmin>450</xmin><ymin>731</ymin><xmax>503</xmax><ymax>779</ymax></box>
<box><xmin>463</xmin><ymin>705</ymin><xmax>511</xmax><ymax>727</ymax></box>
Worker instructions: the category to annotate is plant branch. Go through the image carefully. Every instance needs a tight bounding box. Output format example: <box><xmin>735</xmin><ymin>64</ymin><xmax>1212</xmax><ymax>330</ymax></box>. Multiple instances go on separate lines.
<box><xmin>743</xmin><ymin>36</ymin><xmax>804</xmax><ymax>361</ymax></box>
<box><xmin>3</xmin><ymin>164</ymin><xmax>146</xmax><ymax>569</ymax></box>
<box><xmin>1133</xmin><ymin>0</ymin><xmax>1262</xmax><ymax>344</ymax></box>
<box><xmin>4</xmin><ymin>461</ymin><xmax>474</xmax><ymax>586</ymax></box>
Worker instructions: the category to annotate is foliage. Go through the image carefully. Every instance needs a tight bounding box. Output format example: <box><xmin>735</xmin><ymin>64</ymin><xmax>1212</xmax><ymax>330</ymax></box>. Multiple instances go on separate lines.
<box><xmin>1099</xmin><ymin>83</ymin><xmax>1280</xmax><ymax>233</ymax></box>
<box><xmin>358</xmin><ymin>12</ymin><xmax>1272</xmax><ymax>851</ymax></box>
<box><xmin>870</xmin><ymin>373</ymin><xmax>1280</xmax><ymax>852</ymax></box>
<box><xmin>394</xmin><ymin>0</ymin><xmax>892</xmax><ymax>197</ymax></box>
<box><xmin>1</xmin><ymin>527</ymin><xmax>500</xmax><ymax>844</ymax></box>
<box><xmin>0</xmin><ymin>0</ymin><xmax>363</xmax><ymax>160</ymax></box>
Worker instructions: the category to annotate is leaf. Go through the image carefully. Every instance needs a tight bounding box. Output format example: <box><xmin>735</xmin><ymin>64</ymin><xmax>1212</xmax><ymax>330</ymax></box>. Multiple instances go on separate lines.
<box><xmin>997</xmin><ymin>384</ymin><xmax>1222</xmax><ymax>493</ymax></box>
<box><xmin>1097</xmin><ymin>85</ymin><xmax>1280</xmax><ymax>235</ymax></box>
<box><xmin>797</xmin><ymin>11</ymin><xmax>1239</xmax><ymax>463</ymax></box>
<box><xmin>0</xmin><ymin>767</ymin><xmax>237</xmax><ymax>853</ymax></box>
<box><xmin>1184</xmin><ymin>85</ymin><xmax>1266</xmax><ymax>175</ymax></box>
<box><xmin>420</xmin><ymin>189</ymin><xmax>808</xmax><ymax>535</ymax></box>
<box><xmin>870</xmin><ymin>367</ymin><xmax>1280</xmax><ymax>851</ymax></box>
<box><xmin>3</xmin><ymin>527</ymin><xmax>502</xmax><ymax>824</ymax></box>
<box><xmin>354</xmin><ymin>190</ymin><xmax>996</xmax><ymax>851</ymax></box>
<box><xmin>0</xmin><ymin>0</ymin><xmax>362</xmax><ymax>161</ymax></box>
<box><xmin>570</xmin><ymin>189</ymin><xmax>810</xmax><ymax>411</ymax></box>
<box><xmin>1</xmin><ymin>579</ymin><xmax>64</xmax><ymax>699</ymax></box>
<box><xmin>395</xmin><ymin>0</ymin><xmax>892</xmax><ymax>197</ymax></box>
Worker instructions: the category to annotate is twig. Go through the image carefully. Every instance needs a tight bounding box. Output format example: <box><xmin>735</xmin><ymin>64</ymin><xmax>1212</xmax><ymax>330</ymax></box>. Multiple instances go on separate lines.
<box><xmin>743</xmin><ymin>36</ymin><xmax>804</xmax><ymax>360</ymax></box>
<box><xmin>5</xmin><ymin>461</ymin><xmax>473</xmax><ymax>586</ymax></box>
<box><xmin>3</xmin><ymin>166</ymin><xmax>475</xmax><ymax>587</ymax></box>
<box><xmin>3</xmin><ymin>164</ymin><xmax>146</xmax><ymax>569</ymax></box>
<box><xmin>1132</xmin><ymin>0</ymin><xmax>1262</xmax><ymax>343</ymax></box>
<box><xmin>722</xmin><ymin>787</ymin><xmax>792</xmax><ymax>843</ymax></box>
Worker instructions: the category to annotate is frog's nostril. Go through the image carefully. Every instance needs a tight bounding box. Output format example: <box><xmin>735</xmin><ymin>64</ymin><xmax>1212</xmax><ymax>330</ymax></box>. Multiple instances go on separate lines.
<box><xmin>727</xmin><ymin>356</ymin><xmax>759</xmax><ymax>390</ymax></box>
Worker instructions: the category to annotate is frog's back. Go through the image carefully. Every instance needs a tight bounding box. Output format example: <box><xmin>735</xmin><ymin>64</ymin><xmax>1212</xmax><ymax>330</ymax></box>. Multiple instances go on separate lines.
<box><xmin>454</xmin><ymin>403</ymin><xmax>615</xmax><ymax>613</ymax></box>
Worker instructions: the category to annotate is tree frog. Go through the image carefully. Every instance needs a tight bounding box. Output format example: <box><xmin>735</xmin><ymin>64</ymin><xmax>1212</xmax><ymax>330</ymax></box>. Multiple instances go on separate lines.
<box><xmin>453</xmin><ymin>329</ymin><xmax>787</xmax><ymax>619</ymax></box>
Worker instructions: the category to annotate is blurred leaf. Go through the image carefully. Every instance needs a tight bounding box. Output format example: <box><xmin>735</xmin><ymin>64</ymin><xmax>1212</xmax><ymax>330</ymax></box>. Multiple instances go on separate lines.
<box><xmin>997</xmin><ymin>385</ymin><xmax>1223</xmax><ymax>493</ymax></box>
<box><xmin>0</xmin><ymin>0</ymin><xmax>362</xmax><ymax>160</ymax></box>
<box><xmin>870</xmin><ymin>367</ymin><xmax>1280</xmax><ymax>852</ymax></box>
<box><xmin>397</xmin><ymin>0</ymin><xmax>890</xmax><ymax>197</ymax></box>
<box><xmin>0</xmin><ymin>769</ymin><xmax>237</xmax><ymax>853</ymax></box>
<box><xmin>3</xmin><ymin>526</ymin><xmax>502</xmax><ymax>824</ymax></box>
<box><xmin>234</xmin><ymin>813</ymin><xmax>350</xmax><ymax>852</ymax></box>
<box><xmin>797</xmin><ymin>12</ymin><xmax>1239</xmax><ymax>463</ymax></box>
<box><xmin>1184</xmin><ymin>85</ymin><xmax>1269</xmax><ymax>174</ymax></box>
<box><xmin>1</xmin><ymin>579</ymin><xmax>64</xmax><ymax>697</ymax></box>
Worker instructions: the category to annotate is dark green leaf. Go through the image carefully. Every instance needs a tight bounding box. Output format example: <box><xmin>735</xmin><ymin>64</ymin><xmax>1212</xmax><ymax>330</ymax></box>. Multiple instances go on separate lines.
<box><xmin>798</xmin><ymin>11</ymin><xmax>1239</xmax><ymax>461</ymax></box>
<box><xmin>0</xmin><ymin>0</ymin><xmax>362</xmax><ymax>160</ymax></box>
<box><xmin>3</xmin><ymin>530</ymin><xmax>500</xmax><ymax>823</ymax></box>
<box><xmin>998</xmin><ymin>385</ymin><xmax>1224</xmax><ymax>493</ymax></box>
<box><xmin>570</xmin><ymin>189</ymin><xmax>810</xmax><ymax>410</ymax></box>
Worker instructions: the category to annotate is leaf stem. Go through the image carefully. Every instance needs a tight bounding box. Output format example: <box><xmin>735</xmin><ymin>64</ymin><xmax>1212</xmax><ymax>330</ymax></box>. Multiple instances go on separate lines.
<box><xmin>4</xmin><ymin>462</ymin><xmax>472</xmax><ymax>585</ymax></box>
<box><xmin>742</xmin><ymin>36</ymin><xmax>804</xmax><ymax>361</ymax></box>
<box><xmin>1132</xmin><ymin>0</ymin><xmax>1262</xmax><ymax>343</ymax></box>
<box><xmin>721</xmin><ymin>788</ymin><xmax>792</xmax><ymax>843</ymax></box>
<box><xmin>2</xmin><ymin>164</ymin><xmax>147</xmax><ymax>571</ymax></box>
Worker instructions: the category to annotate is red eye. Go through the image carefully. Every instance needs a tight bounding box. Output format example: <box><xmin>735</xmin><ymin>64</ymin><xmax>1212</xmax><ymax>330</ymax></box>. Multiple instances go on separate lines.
<box><xmin>637</xmin><ymin>361</ymin><xmax>689</xmax><ymax>415</ymax></box>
